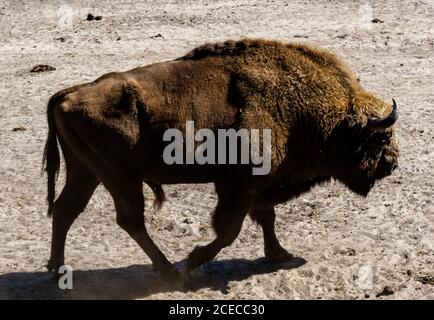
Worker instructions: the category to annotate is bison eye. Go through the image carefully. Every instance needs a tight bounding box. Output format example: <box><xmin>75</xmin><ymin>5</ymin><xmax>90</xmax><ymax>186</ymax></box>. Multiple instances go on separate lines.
<box><xmin>370</xmin><ymin>133</ymin><xmax>391</xmax><ymax>146</ymax></box>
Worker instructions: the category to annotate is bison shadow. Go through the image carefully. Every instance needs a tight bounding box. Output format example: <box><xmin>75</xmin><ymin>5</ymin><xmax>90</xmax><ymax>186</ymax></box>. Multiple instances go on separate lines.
<box><xmin>0</xmin><ymin>257</ymin><xmax>306</xmax><ymax>299</ymax></box>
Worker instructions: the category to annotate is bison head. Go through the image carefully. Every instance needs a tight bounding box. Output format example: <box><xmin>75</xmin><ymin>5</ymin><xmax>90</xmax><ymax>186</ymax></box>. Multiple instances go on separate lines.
<box><xmin>333</xmin><ymin>96</ymin><xmax>399</xmax><ymax>196</ymax></box>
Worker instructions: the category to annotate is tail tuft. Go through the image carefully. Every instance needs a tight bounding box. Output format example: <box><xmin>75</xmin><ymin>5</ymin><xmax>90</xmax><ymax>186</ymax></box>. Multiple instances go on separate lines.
<box><xmin>146</xmin><ymin>182</ymin><xmax>166</xmax><ymax>211</ymax></box>
<box><xmin>42</xmin><ymin>95</ymin><xmax>62</xmax><ymax>216</ymax></box>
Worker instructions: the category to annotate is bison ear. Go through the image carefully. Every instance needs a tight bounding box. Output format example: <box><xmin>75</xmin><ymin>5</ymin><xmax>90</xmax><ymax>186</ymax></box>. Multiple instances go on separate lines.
<box><xmin>340</xmin><ymin>107</ymin><xmax>380</xmax><ymax>161</ymax></box>
<box><xmin>341</xmin><ymin>104</ymin><xmax>365</xmax><ymax>138</ymax></box>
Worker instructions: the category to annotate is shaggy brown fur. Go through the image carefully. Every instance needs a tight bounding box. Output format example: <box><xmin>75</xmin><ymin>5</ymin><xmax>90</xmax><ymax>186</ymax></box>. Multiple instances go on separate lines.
<box><xmin>42</xmin><ymin>38</ymin><xmax>399</xmax><ymax>279</ymax></box>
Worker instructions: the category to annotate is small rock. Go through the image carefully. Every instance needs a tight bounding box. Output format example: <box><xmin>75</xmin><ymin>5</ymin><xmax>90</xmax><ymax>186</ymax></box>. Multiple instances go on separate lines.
<box><xmin>372</xmin><ymin>18</ymin><xmax>384</xmax><ymax>23</ymax></box>
<box><xmin>416</xmin><ymin>275</ymin><xmax>434</xmax><ymax>285</ymax></box>
<box><xmin>12</xmin><ymin>126</ymin><xmax>26</xmax><ymax>132</ymax></box>
<box><xmin>182</xmin><ymin>218</ymin><xmax>192</xmax><ymax>224</ymax></box>
<box><xmin>337</xmin><ymin>246</ymin><xmax>356</xmax><ymax>256</ymax></box>
<box><xmin>86</xmin><ymin>13</ymin><xmax>102</xmax><ymax>21</ymax></box>
<box><xmin>150</xmin><ymin>33</ymin><xmax>163</xmax><ymax>39</ymax></box>
<box><xmin>30</xmin><ymin>64</ymin><xmax>55</xmax><ymax>72</ymax></box>
<box><xmin>376</xmin><ymin>286</ymin><xmax>394</xmax><ymax>298</ymax></box>
<box><xmin>347</xmin><ymin>248</ymin><xmax>356</xmax><ymax>256</ymax></box>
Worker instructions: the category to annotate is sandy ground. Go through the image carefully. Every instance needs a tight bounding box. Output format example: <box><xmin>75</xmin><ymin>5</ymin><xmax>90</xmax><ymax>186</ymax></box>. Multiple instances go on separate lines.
<box><xmin>0</xmin><ymin>0</ymin><xmax>433</xmax><ymax>299</ymax></box>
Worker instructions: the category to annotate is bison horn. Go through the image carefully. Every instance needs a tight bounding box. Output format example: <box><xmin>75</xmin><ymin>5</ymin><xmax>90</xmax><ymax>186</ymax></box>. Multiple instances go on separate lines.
<box><xmin>367</xmin><ymin>98</ymin><xmax>398</xmax><ymax>129</ymax></box>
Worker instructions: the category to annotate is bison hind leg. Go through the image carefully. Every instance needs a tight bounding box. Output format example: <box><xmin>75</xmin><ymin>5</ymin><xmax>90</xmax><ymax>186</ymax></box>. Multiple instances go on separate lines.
<box><xmin>249</xmin><ymin>207</ymin><xmax>293</xmax><ymax>263</ymax></box>
<box><xmin>47</xmin><ymin>160</ymin><xmax>99</xmax><ymax>273</ymax></box>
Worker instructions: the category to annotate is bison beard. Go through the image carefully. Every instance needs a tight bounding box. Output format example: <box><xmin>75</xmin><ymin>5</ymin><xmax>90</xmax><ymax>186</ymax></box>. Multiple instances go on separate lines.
<box><xmin>42</xmin><ymin>38</ymin><xmax>399</xmax><ymax>280</ymax></box>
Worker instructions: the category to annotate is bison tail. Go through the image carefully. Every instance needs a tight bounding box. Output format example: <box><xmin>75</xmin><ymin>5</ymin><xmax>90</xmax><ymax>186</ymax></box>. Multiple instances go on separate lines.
<box><xmin>42</xmin><ymin>94</ymin><xmax>61</xmax><ymax>216</ymax></box>
<box><xmin>146</xmin><ymin>182</ymin><xmax>166</xmax><ymax>211</ymax></box>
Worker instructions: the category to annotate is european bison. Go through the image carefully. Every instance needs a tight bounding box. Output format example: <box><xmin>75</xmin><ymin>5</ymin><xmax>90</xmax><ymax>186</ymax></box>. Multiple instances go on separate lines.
<box><xmin>43</xmin><ymin>39</ymin><xmax>398</xmax><ymax>280</ymax></box>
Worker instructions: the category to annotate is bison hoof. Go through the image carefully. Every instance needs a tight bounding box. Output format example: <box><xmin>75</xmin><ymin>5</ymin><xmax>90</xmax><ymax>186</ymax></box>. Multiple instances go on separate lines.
<box><xmin>265</xmin><ymin>248</ymin><xmax>293</xmax><ymax>263</ymax></box>
<box><xmin>186</xmin><ymin>245</ymin><xmax>207</xmax><ymax>272</ymax></box>
<box><xmin>46</xmin><ymin>260</ymin><xmax>64</xmax><ymax>273</ymax></box>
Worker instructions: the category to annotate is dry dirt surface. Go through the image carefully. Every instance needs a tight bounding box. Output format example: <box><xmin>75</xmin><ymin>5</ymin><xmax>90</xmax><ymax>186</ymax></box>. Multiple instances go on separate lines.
<box><xmin>0</xmin><ymin>0</ymin><xmax>433</xmax><ymax>300</ymax></box>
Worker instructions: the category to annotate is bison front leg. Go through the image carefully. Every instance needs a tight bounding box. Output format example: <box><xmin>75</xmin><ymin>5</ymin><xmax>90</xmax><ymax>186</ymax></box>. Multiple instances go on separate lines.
<box><xmin>109</xmin><ymin>179</ymin><xmax>180</xmax><ymax>281</ymax></box>
<box><xmin>249</xmin><ymin>207</ymin><xmax>293</xmax><ymax>262</ymax></box>
<box><xmin>186</xmin><ymin>183</ymin><xmax>254</xmax><ymax>272</ymax></box>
